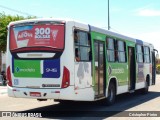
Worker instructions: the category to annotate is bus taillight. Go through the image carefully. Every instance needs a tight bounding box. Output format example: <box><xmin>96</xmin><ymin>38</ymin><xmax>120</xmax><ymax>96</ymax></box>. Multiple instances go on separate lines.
<box><xmin>7</xmin><ymin>66</ymin><xmax>12</xmax><ymax>87</ymax></box>
<box><xmin>61</xmin><ymin>66</ymin><xmax>70</xmax><ymax>88</ymax></box>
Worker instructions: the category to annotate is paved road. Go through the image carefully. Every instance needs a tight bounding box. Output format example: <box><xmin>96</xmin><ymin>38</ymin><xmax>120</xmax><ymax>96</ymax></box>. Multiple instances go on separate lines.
<box><xmin>0</xmin><ymin>75</ymin><xmax>160</xmax><ymax>120</ymax></box>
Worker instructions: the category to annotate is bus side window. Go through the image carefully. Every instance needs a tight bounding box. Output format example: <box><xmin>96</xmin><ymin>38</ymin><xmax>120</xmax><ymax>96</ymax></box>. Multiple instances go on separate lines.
<box><xmin>106</xmin><ymin>38</ymin><xmax>115</xmax><ymax>62</ymax></box>
<box><xmin>88</xmin><ymin>35</ymin><xmax>92</xmax><ymax>61</ymax></box>
<box><xmin>144</xmin><ymin>46</ymin><xmax>150</xmax><ymax>63</ymax></box>
<box><xmin>117</xmin><ymin>40</ymin><xmax>126</xmax><ymax>62</ymax></box>
<box><xmin>136</xmin><ymin>45</ymin><xmax>144</xmax><ymax>63</ymax></box>
<box><xmin>74</xmin><ymin>30</ymin><xmax>91</xmax><ymax>62</ymax></box>
<box><xmin>74</xmin><ymin>30</ymin><xmax>80</xmax><ymax>62</ymax></box>
<box><xmin>75</xmin><ymin>48</ymin><xmax>80</xmax><ymax>62</ymax></box>
<box><xmin>74</xmin><ymin>31</ymin><xmax>79</xmax><ymax>44</ymax></box>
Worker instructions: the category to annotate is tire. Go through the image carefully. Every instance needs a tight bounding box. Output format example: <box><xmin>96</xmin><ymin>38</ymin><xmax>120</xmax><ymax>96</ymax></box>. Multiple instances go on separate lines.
<box><xmin>141</xmin><ymin>79</ymin><xmax>149</xmax><ymax>94</ymax></box>
<box><xmin>106</xmin><ymin>82</ymin><xmax>116</xmax><ymax>105</ymax></box>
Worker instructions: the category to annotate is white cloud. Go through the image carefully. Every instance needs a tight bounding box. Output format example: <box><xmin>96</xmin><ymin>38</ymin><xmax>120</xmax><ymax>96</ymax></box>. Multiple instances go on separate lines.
<box><xmin>136</xmin><ymin>9</ymin><xmax>160</xmax><ymax>16</ymax></box>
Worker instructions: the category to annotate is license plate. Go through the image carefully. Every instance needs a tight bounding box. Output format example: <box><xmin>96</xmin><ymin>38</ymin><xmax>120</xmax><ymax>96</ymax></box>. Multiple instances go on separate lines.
<box><xmin>30</xmin><ymin>92</ymin><xmax>41</xmax><ymax>97</ymax></box>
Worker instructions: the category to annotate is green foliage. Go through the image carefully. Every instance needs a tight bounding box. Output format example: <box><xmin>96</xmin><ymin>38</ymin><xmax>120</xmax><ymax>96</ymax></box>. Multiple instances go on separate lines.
<box><xmin>0</xmin><ymin>12</ymin><xmax>36</xmax><ymax>52</ymax></box>
<box><xmin>156</xmin><ymin>65</ymin><xmax>160</xmax><ymax>74</ymax></box>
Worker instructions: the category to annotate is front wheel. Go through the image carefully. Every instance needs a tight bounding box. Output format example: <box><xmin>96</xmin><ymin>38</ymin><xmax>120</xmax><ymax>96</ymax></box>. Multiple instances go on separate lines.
<box><xmin>106</xmin><ymin>82</ymin><xmax>116</xmax><ymax>105</ymax></box>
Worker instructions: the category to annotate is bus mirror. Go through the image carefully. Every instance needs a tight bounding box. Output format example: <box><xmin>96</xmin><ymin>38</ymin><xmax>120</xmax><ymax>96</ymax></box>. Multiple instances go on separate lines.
<box><xmin>156</xmin><ymin>53</ymin><xmax>159</xmax><ymax>59</ymax></box>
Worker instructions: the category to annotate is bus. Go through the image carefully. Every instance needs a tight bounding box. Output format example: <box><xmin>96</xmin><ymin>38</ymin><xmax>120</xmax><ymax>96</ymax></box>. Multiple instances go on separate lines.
<box><xmin>6</xmin><ymin>18</ymin><xmax>158</xmax><ymax>105</ymax></box>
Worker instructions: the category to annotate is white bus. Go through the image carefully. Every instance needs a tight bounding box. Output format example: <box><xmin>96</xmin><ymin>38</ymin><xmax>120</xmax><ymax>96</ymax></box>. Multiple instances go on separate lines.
<box><xmin>6</xmin><ymin>18</ymin><xmax>157</xmax><ymax>105</ymax></box>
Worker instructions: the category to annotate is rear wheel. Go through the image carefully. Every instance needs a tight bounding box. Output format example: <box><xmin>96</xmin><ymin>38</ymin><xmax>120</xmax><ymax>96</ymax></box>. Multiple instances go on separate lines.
<box><xmin>106</xmin><ymin>82</ymin><xmax>116</xmax><ymax>105</ymax></box>
<box><xmin>141</xmin><ymin>77</ymin><xmax>149</xmax><ymax>94</ymax></box>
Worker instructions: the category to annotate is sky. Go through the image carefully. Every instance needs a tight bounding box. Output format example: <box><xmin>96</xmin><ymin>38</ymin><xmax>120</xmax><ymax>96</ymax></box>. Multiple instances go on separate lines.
<box><xmin>0</xmin><ymin>0</ymin><xmax>160</xmax><ymax>52</ymax></box>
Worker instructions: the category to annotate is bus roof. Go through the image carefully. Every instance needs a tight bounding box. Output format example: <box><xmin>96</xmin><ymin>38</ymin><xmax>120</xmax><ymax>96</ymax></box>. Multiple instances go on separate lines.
<box><xmin>8</xmin><ymin>18</ymin><xmax>153</xmax><ymax>46</ymax></box>
<box><xmin>8</xmin><ymin>18</ymin><xmax>74</xmax><ymax>26</ymax></box>
<box><xmin>89</xmin><ymin>25</ymin><xmax>135</xmax><ymax>42</ymax></box>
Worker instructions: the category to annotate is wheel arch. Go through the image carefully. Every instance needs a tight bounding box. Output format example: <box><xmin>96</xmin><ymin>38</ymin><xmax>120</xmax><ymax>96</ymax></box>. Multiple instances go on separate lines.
<box><xmin>106</xmin><ymin>77</ymin><xmax>118</xmax><ymax>97</ymax></box>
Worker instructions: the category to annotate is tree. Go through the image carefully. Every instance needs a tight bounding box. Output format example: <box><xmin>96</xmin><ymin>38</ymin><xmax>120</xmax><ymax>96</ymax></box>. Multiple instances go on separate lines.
<box><xmin>156</xmin><ymin>58</ymin><xmax>160</xmax><ymax>74</ymax></box>
<box><xmin>0</xmin><ymin>12</ymin><xmax>36</xmax><ymax>52</ymax></box>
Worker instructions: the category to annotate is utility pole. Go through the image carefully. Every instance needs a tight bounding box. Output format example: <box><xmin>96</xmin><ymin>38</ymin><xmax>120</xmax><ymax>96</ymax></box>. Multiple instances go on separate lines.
<box><xmin>108</xmin><ymin>0</ymin><xmax>110</xmax><ymax>30</ymax></box>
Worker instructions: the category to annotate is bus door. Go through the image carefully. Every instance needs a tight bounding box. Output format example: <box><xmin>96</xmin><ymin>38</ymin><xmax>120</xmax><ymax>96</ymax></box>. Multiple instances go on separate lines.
<box><xmin>94</xmin><ymin>41</ymin><xmax>105</xmax><ymax>98</ymax></box>
<box><xmin>152</xmin><ymin>51</ymin><xmax>156</xmax><ymax>85</ymax></box>
<box><xmin>128</xmin><ymin>47</ymin><xmax>136</xmax><ymax>91</ymax></box>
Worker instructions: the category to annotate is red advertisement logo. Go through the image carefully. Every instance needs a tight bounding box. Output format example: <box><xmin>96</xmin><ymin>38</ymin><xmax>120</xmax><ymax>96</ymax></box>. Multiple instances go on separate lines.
<box><xmin>17</xmin><ymin>30</ymin><xmax>33</xmax><ymax>41</ymax></box>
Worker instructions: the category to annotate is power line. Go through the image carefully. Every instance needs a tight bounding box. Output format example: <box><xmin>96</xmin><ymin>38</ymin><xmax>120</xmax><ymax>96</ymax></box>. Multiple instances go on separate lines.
<box><xmin>0</xmin><ymin>4</ymin><xmax>36</xmax><ymax>16</ymax></box>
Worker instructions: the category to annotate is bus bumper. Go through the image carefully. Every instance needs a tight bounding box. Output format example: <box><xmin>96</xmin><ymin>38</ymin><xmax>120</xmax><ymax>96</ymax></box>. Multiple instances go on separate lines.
<box><xmin>7</xmin><ymin>86</ymin><xmax>94</xmax><ymax>101</ymax></box>
<box><xmin>8</xmin><ymin>86</ymin><xmax>60</xmax><ymax>99</ymax></box>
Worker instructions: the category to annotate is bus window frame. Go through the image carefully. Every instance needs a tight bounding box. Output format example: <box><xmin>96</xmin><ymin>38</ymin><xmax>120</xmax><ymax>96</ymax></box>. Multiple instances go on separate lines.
<box><xmin>143</xmin><ymin>46</ymin><xmax>151</xmax><ymax>63</ymax></box>
<box><xmin>74</xmin><ymin>29</ymin><xmax>92</xmax><ymax>62</ymax></box>
<box><xmin>136</xmin><ymin>44</ymin><xmax>144</xmax><ymax>63</ymax></box>
<box><xmin>116</xmin><ymin>40</ymin><xmax>127</xmax><ymax>63</ymax></box>
<box><xmin>106</xmin><ymin>37</ymin><xmax>116</xmax><ymax>63</ymax></box>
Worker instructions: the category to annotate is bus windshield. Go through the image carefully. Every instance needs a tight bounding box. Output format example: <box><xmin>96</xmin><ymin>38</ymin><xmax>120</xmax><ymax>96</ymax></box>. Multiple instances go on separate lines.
<box><xmin>10</xmin><ymin>23</ymin><xmax>65</xmax><ymax>51</ymax></box>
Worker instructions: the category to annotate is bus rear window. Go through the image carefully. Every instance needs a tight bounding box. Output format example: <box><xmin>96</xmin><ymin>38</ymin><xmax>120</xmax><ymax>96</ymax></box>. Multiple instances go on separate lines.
<box><xmin>10</xmin><ymin>24</ymin><xmax>65</xmax><ymax>51</ymax></box>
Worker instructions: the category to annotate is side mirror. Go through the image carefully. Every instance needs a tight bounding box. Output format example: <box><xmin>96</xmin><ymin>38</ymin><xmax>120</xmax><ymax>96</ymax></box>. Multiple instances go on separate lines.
<box><xmin>154</xmin><ymin>49</ymin><xmax>159</xmax><ymax>59</ymax></box>
<box><xmin>156</xmin><ymin>53</ymin><xmax>159</xmax><ymax>59</ymax></box>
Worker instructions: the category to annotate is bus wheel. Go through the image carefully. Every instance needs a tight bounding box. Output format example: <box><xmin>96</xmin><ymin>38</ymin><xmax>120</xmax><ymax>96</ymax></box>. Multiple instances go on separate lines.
<box><xmin>141</xmin><ymin>80</ymin><xmax>149</xmax><ymax>94</ymax></box>
<box><xmin>106</xmin><ymin>82</ymin><xmax>116</xmax><ymax>105</ymax></box>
